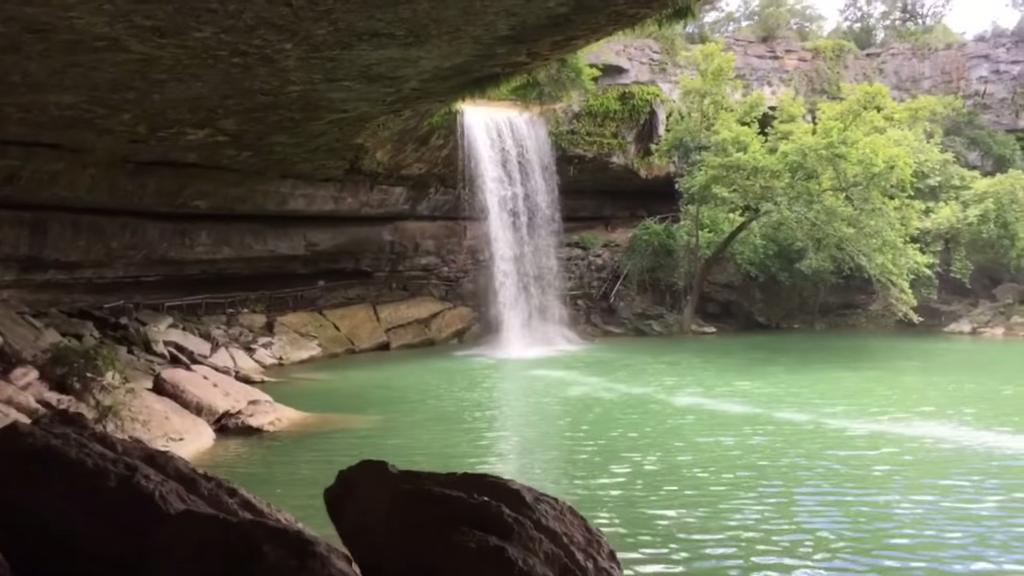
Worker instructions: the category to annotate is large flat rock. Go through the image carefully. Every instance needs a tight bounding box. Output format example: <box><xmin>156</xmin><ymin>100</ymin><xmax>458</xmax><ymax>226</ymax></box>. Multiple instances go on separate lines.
<box><xmin>0</xmin><ymin>413</ymin><xmax>360</xmax><ymax>576</ymax></box>
<box><xmin>276</xmin><ymin>311</ymin><xmax>354</xmax><ymax>355</ymax></box>
<box><xmin>376</xmin><ymin>297</ymin><xmax>452</xmax><ymax>330</ymax></box>
<box><xmin>323</xmin><ymin>304</ymin><xmax>389</xmax><ymax>352</ymax></box>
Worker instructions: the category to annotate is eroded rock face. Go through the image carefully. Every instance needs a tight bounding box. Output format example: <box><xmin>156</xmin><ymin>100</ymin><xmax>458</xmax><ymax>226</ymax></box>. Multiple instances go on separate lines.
<box><xmin>0</xmin><ymin>413</ymin><xmax>360</xmax><ymax>576</ymax></box>
<box><xmin>322</xmin><ymin>304</ymin><xmax>389</xmax><ymax>352</ymax></box>
<box><xmin>324</xmin><ymin>460</ymin><xmax>622</xmax><ymax>576</ymax></box>
<box><xmin>276</xmin><ymin>312</ymin><xmax>354</xmax><ymax>355</ymax></box>
<box><xmin>376</xmin><ymin>297</ymin><xmax>452</xmax><ymax>330</ymax></box>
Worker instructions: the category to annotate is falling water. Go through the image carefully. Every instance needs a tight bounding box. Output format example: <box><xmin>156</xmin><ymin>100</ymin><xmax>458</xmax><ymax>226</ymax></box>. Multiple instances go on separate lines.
<box><xmin>461</xmin><ymin>103</ymin><xmax>578</xmax><ymax>357</ymax></box>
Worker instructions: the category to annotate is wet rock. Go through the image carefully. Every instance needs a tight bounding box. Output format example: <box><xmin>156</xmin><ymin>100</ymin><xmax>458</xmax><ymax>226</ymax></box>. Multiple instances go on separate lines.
<box><xmin>0</xmin><ymin>306</ymin><xmax>62</xmax><ymax>362</ymax></box>
<box><xmin>215</xmin><ymin>400</ymin><xmax>307</xmax><ymax>434</ymax></box>
<box><xmin>376</xmin><ymin>297</ymin><xmax>452</xmax><ymax>330</ymax></box>
<box><xmin>0</xmin><ymin>380</ymin><xmax>46</xmax><ymax>419</ymax></box>
<box><xmin>427</xmin><ymin>306</ymin><xmax>477</xmax><ymax>343</ymax></box>
<box><xmin>322</xmin><ymin>304</ymin><xmax>388</xmax><ymax>352</ymax></box>
<box><xmin>276</xmin><ymin>312</ymin><xmax>354</xmax><ymax>355</ymax></box>
<box><xmin>993</xmin><ymin>282</ymin><xmax>1024</xmax><ymax>304</ymax></box>
<box><xmin>160</xmin><ymin>328</ymin><xmax>213</xmax><ymax>359</ymax></box>
<box><xmin>386</xmin><ymin>323</ymin><xmax>433</xmax><ymax>350</ymax></box>
<box><xmin>943</xmin><ymin>317</ymin><xmax>976</xmax><ymax>334</ymax></box>
<box><xmin>0</xmin><ymin>404</ymin><xmax>29</xmax><ymax>427</ymax></box>
<box><xmin>7</xmin><ymin>365</ymin><xmax>39</xmax><ymax>388</ymax></box>
<box><xmin>135</xmin><ymin>309</ymin><xmax>174</xmax><ymax>331</ymax></box>
<box><xmin>270</xmin><ymin>326</ymin><xmax>322</xmax><ymax>364</ymax></box>
<box><xmin>236</xmin><ymin>312</ymin><xmax>269</xmax><ymax>332</ymax></box>
<box><xmin>324</xmin><ymin>459</ymin><xmax>622</xmax><ymax>576</ymax></box>
<box><xmin>154</xmin><ymin>366</ymin><xmax>272</xmax><ymax>424</ymax></box>
<box><xmin>0</xmin><ymin>413</ymin><xmax>361</xmax><ymax>576</ymax></box>
<box><xmin>205</xmin><ymin>347</ymin><xmax>236</xmax><ymax>375</ymax></box>
<box><xmin>103</xmin><ymin>389</ymin><xmax>215</xmax><ymax>459</ymax></box>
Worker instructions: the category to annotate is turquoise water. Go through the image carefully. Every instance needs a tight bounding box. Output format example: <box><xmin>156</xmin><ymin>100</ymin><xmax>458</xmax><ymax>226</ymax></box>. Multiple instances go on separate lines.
<box><xmin>201</xmin><ymin>333</ymin><xmax>1024</xmax><ymax>574</ymax></box>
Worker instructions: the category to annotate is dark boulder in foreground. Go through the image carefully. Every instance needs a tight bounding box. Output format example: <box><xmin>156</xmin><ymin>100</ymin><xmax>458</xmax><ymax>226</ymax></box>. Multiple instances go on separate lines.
<box><xmin>324</xmin><ymin>459</ymin><xmax>622</xmax><ymax>576</ymax></box>
<box><xmin>0</xmin><ymin>552</ymin><xmax>11</xmax><ymax>576</ymax></box>
<box><xmin>0</xmin><ymin>412</ymin><xmax>361</xmax><ymax>576</ymax></box>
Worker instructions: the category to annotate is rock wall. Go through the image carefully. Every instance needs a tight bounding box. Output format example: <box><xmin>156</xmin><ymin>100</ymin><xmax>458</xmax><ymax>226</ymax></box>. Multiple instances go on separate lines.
<box><xmin>586</xmin><ymin>34</ymin><xmax>1024</xmax><ymax>131</ymax></box>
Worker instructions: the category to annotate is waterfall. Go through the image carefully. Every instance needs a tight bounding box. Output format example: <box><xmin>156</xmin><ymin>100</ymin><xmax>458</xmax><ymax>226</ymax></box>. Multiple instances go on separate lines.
<box><xmin>461</xmin><ymin>103</ymin><xmax>578</xmax><ymax>357</ymax></box>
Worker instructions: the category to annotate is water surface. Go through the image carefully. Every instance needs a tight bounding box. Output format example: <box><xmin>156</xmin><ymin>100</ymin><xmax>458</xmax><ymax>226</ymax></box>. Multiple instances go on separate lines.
<box><xmin>201</xmin><ymin>333</ymin><xmax>1024</xmax><ymax>575</ymax></box>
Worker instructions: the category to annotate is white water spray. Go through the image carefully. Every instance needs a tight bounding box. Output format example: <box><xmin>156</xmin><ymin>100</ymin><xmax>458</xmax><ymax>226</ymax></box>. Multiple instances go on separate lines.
<box><xmin>461</xmin><ymin>103</ymin><xmax>578</xmax><ymax>357</ymax></box>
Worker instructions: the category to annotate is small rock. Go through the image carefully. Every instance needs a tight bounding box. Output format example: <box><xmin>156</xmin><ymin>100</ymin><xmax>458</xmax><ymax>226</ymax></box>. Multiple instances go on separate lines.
<box><xmin>160</xmin><ymin>328</ymin><xmax>213</xmax><ymax>359</ymax></box>
<box><xmin>943</xmin><ymin>318</ymin><xmax>975</xmax><ymax>334</ymax></box>
<box><xmin>386</xmin><ymin>322</ymin><xmax>433</xmax><ymax>350</ymax></box>
<box><xmin>228</xmin><ymin>347</ymin><xmax>267</xmax><ymax>383</ymax></box>
<box><xmin>205</xmin><ymin>347</ymin><xmax>236</xmax><ymax>375</ymax></box>
<box><xmin>236</xmin><ymin>312</ymin><xmax>268</xmax><ymax>332</ymax></box>
<box><xmin>44</xmin><ymin>309</ymin><xmax>100</xmax><ymax>339</ymax></box>
<box><xmin>226</xmin><ymin>325</ymin><xmax>254</xmax><ymax>344</ymax></box>
<box><xmin>199</xmin><ymin>314</ymin><xmax>228</xmax><ymax>327</ymax></box>
<box><xmin>376</xmin><ymin>297</ymin><xmax>452</xmax><ymax>330</ymax></box>
<box><xmin>7</xmin><ymin>365</ymin><xmax>39</xmax><ymax>388</ymax></box>
<box><xmin>135</xmin><ymin>309</ymin><xmax>174</xmax><ymax>331</ymax></box>
<box><xmin>0</xmin><ymin>380</ymin><xmax>46</xmax><ymax>419</ymax></box>
<box><xmin>23</xmin><ymin>381</ymin><xmax>94</xmax><ymax>418</ymax></box>
<box><xmin>0</xmin><ymin>305</ymin><xmax>63</xmax><ymax>362</ymax></box>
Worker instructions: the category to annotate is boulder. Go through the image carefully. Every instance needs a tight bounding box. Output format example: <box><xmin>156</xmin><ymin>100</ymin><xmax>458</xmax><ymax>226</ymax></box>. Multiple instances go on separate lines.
<box><xmin>228</xmin><ymin>347</ymin><xmax>267</xmax><ymax>382</ymax></box>
<box><xmin>7</xmin><ymin>365</ymin><xmax>39</xmax><ymax>388</ymax></box>
<box><xmin>0</xmin><ymin>306</ymin><xmax>62</xmax><ymax>362</ymax></box>
<box><xmin>324</xmin><ymin>460</ymin><xmax>622</xmax><ymax>576</ymax></box>
<box><xmin>276</xmin><ymin>312</ymin><xmax>354</xmax><ymax>355</ymax></box>
<box><xmin>43</xmin><ymin>310</ymin><xmax>100</xmax><ymax>339</ymax></box>
<box><xmin>978</xmin><ymin>326</ymin><xmax>1007</xmax><ymax>337</ymax></box>
<box><xmin>251</xmin><ymin>347</ymin><xmax>281</xmax><ymax>368</ymax></box>
<box><xmin>135</xmin><ymin>309</ymin><xmax>174</xmax><ymax>331</ymax></box>
<box><xmin>0</xmin><ymin>551</ymin><xmax>9</xmax><ymax>576</ymax></box>
<box><xmin>0</xmin><ymin>413</ymin><xmax>361</xmax><ymax>576</ymax></box>
<box><xmin>322</xmin><ymin>304</ymin><xmax>388</xmax><ymax>352</ymax></box>
<box><xmin>943</xmin><ymin>317</ymin><xmax>975</xmax><ymax>334</ymax></box>
<box><xmin>236</xmin><ymin>312</ymin><xmax>269</xmax><ymax>332</ymax></box>
<box><xmin>154</xmin><ymin>366</ymin><xmax>271</xmax><ymax>423</ymax></box>
<box><xmin>104</xmin><ymin>389</ymin><xmax>216</xmax><ymax>459</ymax></box>
<box><xmin>270</xmin><ymin>326</ymin><xmax>322</xmax><ymax>364</ymax></box>
<box><xmin>386</xmin><ymin>323</ymin><xmax>433</xmax><ymax>350</ymax></box>
<box><xmin>375</xmin><ymin>297</ymin><xmax>452</xmax><ymax>330</ymax></box>
<box><xmin>215</xmin><ymin>400</ymin><xmax>308</xmax><ymax>434</ymax></box>
<box><xmin>143</xmin><ymin>326</ymin><xmax>170</xmax><ymax>359</ymax></box>
<box><xmin>22</xmin><ymin>381</ymin><xmax>94</xmax><ymax>418</ymax></box>
<box><xmin>992</xmin><ymin>282</ymin><xmax>1024</xmax><ymax>304</ymax></box>
<box><xmin>160</xmin><ymin>328</ymin><xmax>213</xmax><ymax>359</ymax></box>
<box><xmin>205</xmin><ymin>347</ymin><xmax>237</xmax><ymax>374</ymax></box>
<box><xmin>0</xmin><ymin>403</ymin><xmax>30</xmax><ymax>427</ymax></box>
<box><xmin>0</xmin><ymin>380</ymin><xmax>46</xmax><ymax>419</ymax></box>
<box><xmin>426</xmin><ymin>306</ymin><xmax>477</xmax><ymax>343</ymax></box>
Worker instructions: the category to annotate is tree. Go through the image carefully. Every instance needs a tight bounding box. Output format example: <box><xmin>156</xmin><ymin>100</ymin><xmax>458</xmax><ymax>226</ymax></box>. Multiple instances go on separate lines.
<box><xmin>686</xmin><ymin>0</ymin><xmax>825</xmax><ymax>42</ymax></box>
<box><xmin>838</xmin><ymin>0</ymin><xmax>955</xmax><ymax>48</ymax></box>
<box><xmin>644</xmin><ymin>44</ymin><xmax>955</xmax><ymax>331</ymax></box>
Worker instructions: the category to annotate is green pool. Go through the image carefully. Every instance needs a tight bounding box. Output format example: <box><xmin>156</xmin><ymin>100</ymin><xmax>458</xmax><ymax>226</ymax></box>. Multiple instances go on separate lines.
<box><xmin>201</xmin><ymin>332</ymin><xmax>1024</xmax><ymax>574</ymax></box>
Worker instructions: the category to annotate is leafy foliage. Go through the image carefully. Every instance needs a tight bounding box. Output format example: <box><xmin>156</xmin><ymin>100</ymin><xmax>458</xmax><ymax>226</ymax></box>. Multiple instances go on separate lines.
<box><xmin>836</xmin><ymin>0</ymin><xmax>960</xmax><ymax>48</ymax></box>
<box><xmin>42</xmin><ymin>342</ymin><xmax>127</xmax><ymax>422</ymax></box>
<box><xmin>688</xmin><ymin>0</ymin><xmax>825</xmax><ymax>42</ymax></box>
<box><xmin>941</xmin><ymin>108</ymin><xmax>1024</xmax><ymax>174</ymax></box>
<box><xmin>798</xmin><ymin>39</ymin><xmax>860</xmax><ymax>98</ymax></box>
<box><xmin>485</xmin><ymin>55</ymin><xmax>599</xmax><ymax>105</ymax></box>
<box><xmin>622</xmin><ymin>220</ymin><xmax>686</xmax><ymax>294</ymax></box>
<box><xmin>552</xmin><ymin>84</ymin><xmax>665</xmax><ymax>157</ymax></box>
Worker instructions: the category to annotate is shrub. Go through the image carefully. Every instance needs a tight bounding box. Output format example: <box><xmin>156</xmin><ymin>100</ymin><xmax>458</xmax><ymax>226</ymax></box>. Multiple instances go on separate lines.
<box><xmin>552</xmin><ymin>84</ymin><xmax>665</xmax><ymax>157</ymax></box>
<box><xmin>42</xmin><ymin>342</ymin><xmax>127</xmax><ymax>422</ymax></box>
<box><xmin>575</xmin><ymin>232</ymin><xmax>603</xmax><ymax>251</ymax></box>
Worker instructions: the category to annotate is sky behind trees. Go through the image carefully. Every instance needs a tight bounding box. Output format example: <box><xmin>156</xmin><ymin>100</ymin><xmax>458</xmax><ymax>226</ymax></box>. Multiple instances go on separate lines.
<box><xmin>807</xmin><ymin>0</ymin><xmax>1019</xmax><ymax>35</ymax></box>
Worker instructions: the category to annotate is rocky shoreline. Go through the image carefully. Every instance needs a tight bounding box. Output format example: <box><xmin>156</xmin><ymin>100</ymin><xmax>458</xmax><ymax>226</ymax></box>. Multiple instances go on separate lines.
<box><xmin>0</xmin><ymin>295</ymin><xmax>478</xmax><ymax>458</ymax></box>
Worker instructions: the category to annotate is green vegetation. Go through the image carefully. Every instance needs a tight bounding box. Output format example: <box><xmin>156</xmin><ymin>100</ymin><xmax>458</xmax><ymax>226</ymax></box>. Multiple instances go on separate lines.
<box><xmin>551</xmin><ymin>84</ymin><xmax>665</xmax><ymax>157</ymax></box>
<box><xmin>42</xmin><ymin>342</ymin><xmax>127</xmax><ymax>422</ymax></box>
<box><xmin>575</xmin><ymin>232</ymin><xmax>604</xmax><ymax>251</ymax></box>
<box><xmin>687</xmin><ymin>0</ymin><xmax>826</xmax><ymax>42</ymax></box>
<box><xmin>485</xmin><ymin>55</ymin><xmax>599</xmax><ymax>105</ymax></box>
<box><xmin>617</xmin><ymin>42</ymin><xmax>1022</xmax><ymax>332</ymax></box>
<box><xmin>802</xmin><ymin>39</ymin><xmax>859</xmax><ymax>97</ymax></box>
<box><xmin>834</xmin><ymin>0</ymin><xmax>962</xmax><ymax>49</ymax></box>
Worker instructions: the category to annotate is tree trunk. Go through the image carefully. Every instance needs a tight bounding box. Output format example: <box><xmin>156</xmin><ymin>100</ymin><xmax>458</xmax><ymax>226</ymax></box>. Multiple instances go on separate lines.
<box><xmin>681</xmin><ymin>213</ymin><xmax>762</xmax><ymax>334</ymax></box>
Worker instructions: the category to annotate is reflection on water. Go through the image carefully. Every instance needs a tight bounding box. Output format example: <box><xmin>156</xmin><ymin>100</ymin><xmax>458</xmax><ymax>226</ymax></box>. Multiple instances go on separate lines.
<box><xmin>202</xmin><ymin>333</ymin><xmax>1024</xmax><ymax>574</ymax></box>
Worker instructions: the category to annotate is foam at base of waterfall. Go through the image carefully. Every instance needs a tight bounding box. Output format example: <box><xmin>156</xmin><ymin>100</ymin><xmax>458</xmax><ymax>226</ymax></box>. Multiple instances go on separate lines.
<box><xmin>465</xmin><ymin>328</ymin><xmax>583</xmax><ymax>359</ymax></box>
